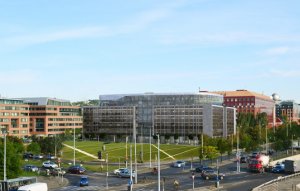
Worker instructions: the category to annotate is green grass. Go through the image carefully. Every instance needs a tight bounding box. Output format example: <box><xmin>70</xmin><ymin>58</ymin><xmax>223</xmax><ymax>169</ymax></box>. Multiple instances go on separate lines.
<box><xmin>62</xmin><ymin>141</ymin><xmax>200</xmax><ymax>163</ymax></box>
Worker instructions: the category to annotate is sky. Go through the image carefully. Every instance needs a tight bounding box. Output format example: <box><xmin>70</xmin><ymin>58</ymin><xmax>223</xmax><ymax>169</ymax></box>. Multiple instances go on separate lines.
<box><xmin>0</xmin><ymin>0</ymin><xmax>299</xmax><ymax>102</ymax></box>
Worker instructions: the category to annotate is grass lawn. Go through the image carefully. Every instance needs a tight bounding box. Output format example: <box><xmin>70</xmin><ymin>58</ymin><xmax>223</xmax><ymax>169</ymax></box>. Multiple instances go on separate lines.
<box><xmin>62</xmin><ymin>141</ymin><xmax>200</xmax><ymax>164</ymax></box>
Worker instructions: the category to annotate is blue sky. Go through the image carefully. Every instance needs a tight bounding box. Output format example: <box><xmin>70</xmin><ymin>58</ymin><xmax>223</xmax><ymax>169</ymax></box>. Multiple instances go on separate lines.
<box><xmin>0</xmin><ymin>0</ymin><xmax>299</xmax><ymax>102</ymax></box>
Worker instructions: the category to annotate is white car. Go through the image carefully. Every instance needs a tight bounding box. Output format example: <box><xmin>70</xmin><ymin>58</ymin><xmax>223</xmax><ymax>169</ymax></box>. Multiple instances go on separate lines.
<box><xmin>113</xmin><ymin>168</ymin><xmax>128</xmax><ymax>175</ymax></box>
<box><xmin>42</xmin><ymin>161</ymin><xmax>58</xmax><ymax>168</ymax></box>
<box><xmin>173</xmin><ymin>161</ymin><xmax>186</xmax><ymax>168</ymax></box>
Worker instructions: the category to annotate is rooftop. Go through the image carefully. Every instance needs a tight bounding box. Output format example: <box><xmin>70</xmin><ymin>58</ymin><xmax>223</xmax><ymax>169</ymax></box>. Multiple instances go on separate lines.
<box><xmin>211</xmin><ymin>90</ymin><xmax>273</xmax><ymax>101</ymax></box>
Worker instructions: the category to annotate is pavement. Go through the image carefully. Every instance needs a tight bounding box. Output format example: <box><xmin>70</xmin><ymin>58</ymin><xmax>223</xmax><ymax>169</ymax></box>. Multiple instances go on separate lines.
<box><xmin>37</xmin><ymin>176</ymin><xmax>69</xmax><ymax>190</ymax></box>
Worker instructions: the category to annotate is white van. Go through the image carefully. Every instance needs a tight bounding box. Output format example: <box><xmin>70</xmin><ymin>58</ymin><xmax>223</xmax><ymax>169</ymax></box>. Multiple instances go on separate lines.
<box><xmin>18</xmin><ymin>183</ymin><xmax>48</xmax><ymax>191</ymax></box>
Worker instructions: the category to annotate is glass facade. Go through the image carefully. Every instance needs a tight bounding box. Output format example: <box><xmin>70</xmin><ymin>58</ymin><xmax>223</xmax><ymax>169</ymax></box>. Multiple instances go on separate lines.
<box><xmin>83</xmin><ymin>93</ymin><xmax>236</xmax><ymax>138</ymax></box>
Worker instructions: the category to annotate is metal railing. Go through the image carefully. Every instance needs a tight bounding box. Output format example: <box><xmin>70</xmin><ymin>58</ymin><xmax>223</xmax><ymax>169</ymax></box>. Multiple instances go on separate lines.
<box><xmin>252</xmin><ymin>172</ymin><xmax>300</xmax><ymax>191</ymax></box>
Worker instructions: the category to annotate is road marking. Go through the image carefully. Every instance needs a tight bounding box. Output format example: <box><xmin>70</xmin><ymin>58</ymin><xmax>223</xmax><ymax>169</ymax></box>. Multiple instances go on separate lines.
<box><xmin>151</xmin><ymin>144</ymin><xmax>176</xmax><ymax>160</ymax></box>
<box><xmin>63</xmin><ymin>143</ymin><xmax>99</xmax><ymax>160</ymax></box>
<box><xmin>56</xmin><ymin>185</ymin><xmax>104</xmax><ymax>191</ymax></box>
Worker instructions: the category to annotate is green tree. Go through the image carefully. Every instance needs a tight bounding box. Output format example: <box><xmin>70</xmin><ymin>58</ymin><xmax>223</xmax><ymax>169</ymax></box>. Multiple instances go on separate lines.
<box><xmin>27</xmin><ymin>142</ymin><xmax>41</xmax><ymax>154</ymax></box>
<box><xmin>0</xmin><ymin>139</ymin><xmax>22</xmax><ymax>179</ymax></box>
<box><xmin>217</xmin><ymin>138</ymin><xmax>230</xmax><ymax>162</ymax></box>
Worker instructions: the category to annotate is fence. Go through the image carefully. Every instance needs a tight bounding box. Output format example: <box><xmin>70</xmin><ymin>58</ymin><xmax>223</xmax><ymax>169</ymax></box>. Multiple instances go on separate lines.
<box><xmin>252</xmin><ymin>173</ymin><xmax>300</xmax><ymax>191</ymax></box>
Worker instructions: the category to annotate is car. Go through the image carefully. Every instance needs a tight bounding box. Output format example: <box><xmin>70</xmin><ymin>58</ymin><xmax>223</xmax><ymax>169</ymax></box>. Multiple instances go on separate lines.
<box><xmin>23</xmin><ymin>152</ymin><xmax>33</xmax><ymax>159</ymax></box>
<box><xmin>113</xmin><ymin>168</ymin><xmax>128</xmax><ymax>175</ymax></box>
<box><xmin>50</xmin><ymin>167</ymin><xmax>66</xmax><ymax>176</ymax></box>
<box><xmin>42</xmin><ymin>161</ymin><xmax>58</xmax><ymax>169</ymax></box>
<box><xmin>79</xmin><ymin>176</ymin><xmax>89</xmax><ymax>187</ymax></box>
<box><xmin>118</xmin><ymin>169</ymin><xmax>135</xmax><ymax>178</ymax></box>
<box><xmin>271</xmin><ymin>163</ymin><xmax>285</xmax><ymax>173</ymax></box>
<box><xmin>201</xmin><ymin>169</ymin><xmax>225</xmax><ymax>180</ymax></box>
<box><xmin>173</xmin><ymin>161</ymin><xmax>186</xmax><ymax>168</ymax></box>
<box><xmin>46</xmin><ymin>154</ymin><xmax>56</xmax><ymax>160</ymax></box>
<box><xmin>240</xmin><ymin>156</ymin><xmax>248</xmax><ymax>163</ymax></box>
<box><xmin>195</xmin><ymin>165</ymin><xmax>213</xmax><ymax>173</ymax></box>
<box><xmin>33</xmin><ymin>154</ymin><xmax>44</xmax><ymax>160</ymax></box>
<box><xmin>23</xmin><ymin>164</ymin><xmax>39</xmax><ymax>172</ymax></box>
<box><xmin>68</xmin><ymin>166</ymin><xmax>86</xmax><ymax>174</ymax></box>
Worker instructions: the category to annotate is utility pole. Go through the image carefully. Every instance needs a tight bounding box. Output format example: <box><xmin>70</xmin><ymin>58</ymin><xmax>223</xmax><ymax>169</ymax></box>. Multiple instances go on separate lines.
<box><xmin>73</xmin><ymin>128</ymin><xmax>76</xmax><ymax>166</ymax></box>
<box><xmin>126</xmin><ymin>136</ymin><xmax>128</xmax><ymax>168</ymax></box>
<box><xmin>237</xmin><ymin>126</ymin><xmax>240</xmax><ymax>173</ymax></box>
<box><xmin>150</xmin><ymin>128</ymin><xmax>152</xmax><ymax>168</ymax></box>
<box><xmin>157</xmin><ymin>134</ymin><xmax>161</xmax><ymax>191</ymax></box>
<box><xmin>130</xmin><ymin>145</ymin><xmax>133</xmax><ymax>191</ymax></box>
<box><xmin>106</xmin><ymin>153</ymin><xmax>108</xmax><ymax>190</ymax></box>
<box><xmin>133</xmin><ymin>106</ymin><xmax>137</xmax><ymax>184</ymax></box>
<box><xmin>3</xmin><ymin>128</ymin><xmax>7</xmax><ymax>181</ymax></box>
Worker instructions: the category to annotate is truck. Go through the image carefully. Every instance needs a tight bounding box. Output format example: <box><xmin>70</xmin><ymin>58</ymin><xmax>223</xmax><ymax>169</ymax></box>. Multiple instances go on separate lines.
<box><xmin>17</xmin><ymin>183</ymin><xmax>48</xmax><ymax>191</ymax></box>
<box><xmin>248</xmin><ymin>154</ymin><xmax>270</xmax><ymax>173</ymax></box>
<box><xmin>284</xmin><ymin>159</ymin><xmax>300</xmax><ymax>173</ymax></box>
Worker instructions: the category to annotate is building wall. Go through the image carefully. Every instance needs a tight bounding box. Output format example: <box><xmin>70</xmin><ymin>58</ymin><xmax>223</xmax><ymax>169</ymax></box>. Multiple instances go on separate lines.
<box><xmin>29</xmin><ymin>105</ymin><xmax>83</xmax><ymax>136</ymax></box>
<box><xmin>276</xmin><ymin>101</ymin><xmax>300</xmax><ymax>124</ymax></box>
<box><xmin>0</xmin><ymin>99</ymin><xmax>30</xmax><ymax>138</ymax></box>
<box><xmin>83</xmin><ymin>104</ymin><xmax>236</xmax><ymax>138</ymax></box>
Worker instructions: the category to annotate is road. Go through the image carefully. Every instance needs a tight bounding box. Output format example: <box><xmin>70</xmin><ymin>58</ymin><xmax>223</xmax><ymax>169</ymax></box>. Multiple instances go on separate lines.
<box><xmin>52</xmin><ymin>159</ymin><xmax>285</xmax><ymax>191</ymax></box>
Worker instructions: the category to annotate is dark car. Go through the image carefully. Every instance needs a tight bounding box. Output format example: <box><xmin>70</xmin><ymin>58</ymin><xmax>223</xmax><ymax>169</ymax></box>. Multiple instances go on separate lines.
<box><xmin>23</xmin><ymin>152</ymin><xmax>33</xmax><ymax>159</ymax></box>
<box><xmin>68</xmin><ymin>166</ymin><xmax>86</xmax><ymax>174</ymax></box>
<box><xmin>201</xmin><ymin>169</ymin><xmax>225</xmax><ymax>180</ymax></box>
<box><xmin>79</xmin><ymin>176</ymin><xmax>89</xmax><ymax>186</ymax></box>
<box><xmin>240</xmin><ymin>156</ymin><xmax>248</xmax><ymax>163</ymax></box>
<box><xmin>195</xmin><ymin>166</ymin><xmax>213</xmax><ymax>173</ymax></box>
<box><xmin>23</xmin><ymin>164</ymin><xmax>39</xmax><ymax>172</ymax></box>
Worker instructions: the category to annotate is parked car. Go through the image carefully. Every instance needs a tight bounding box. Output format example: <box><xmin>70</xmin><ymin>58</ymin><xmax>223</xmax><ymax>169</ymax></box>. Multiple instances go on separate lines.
<box><xmin>173</xmin><ymin>161</ymin><xmax>186</xmax><ymax>168</ymax></box>
<box><xmin>42</xmin><ymin>161</ymin><xmax>58</xmax><ymax>169</ymax></box>
<box><xmin>68</xmin><ymin>166</ymin><xmax>86</xmax><ymax>174</ymax></box>
<box><xmin>113</xmin><ymin>168</ymin><xmax>128</xmax><ymax>175</ymax></box>
<box><xmin>201</xmin><ymin>169</ymin><xmax>225</xmax><ymax>180</ymax></box>
<box><xmin>46</xmin><ymin>154</ymin><xmax>56</xmax><ymax>160</ymax></box>
<box><xmin>23</xmin><ymin>164</ymin><xmax>39</xmax><ymax>172</ymax></box>
<box><xmin>50</xmin><ymin>167</ymin><xmax>66</xmax><ymax>176</ymax></box>
<box><xmin>33</xmin><ymin>154</ymin><xmax>44</xmax><ymax>160</ymax></box>
<box><xmin>79</xmin><ymin>176</ymin><xmax>89</xmax><ymax>187</ymax></box>
<box><xmin>23</xmin><ymin>152</ymin><xmax>33</xmax><ymax>159</ymax></box>
<box><xmin>195</xmin><ymin>166</ymin><xmax>213</xmax><ymax>173</ymax></box>
<box><xmin>118</xmin><ymin>169</ymin><xmax>135</xmax><ymax>178</ymax></box>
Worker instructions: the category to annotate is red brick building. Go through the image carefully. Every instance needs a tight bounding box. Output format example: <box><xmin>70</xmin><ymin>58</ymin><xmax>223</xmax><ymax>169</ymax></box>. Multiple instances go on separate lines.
<box><xmin>211</xmin><ymin>90</ymin><xmax>275</xmax><ymax>126</ymax></box>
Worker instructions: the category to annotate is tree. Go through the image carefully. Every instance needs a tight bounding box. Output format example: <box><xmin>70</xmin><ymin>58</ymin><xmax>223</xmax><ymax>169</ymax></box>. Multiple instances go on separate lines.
<box><xmin>217</xmin><ymin>138</ymin><xmax>230</xmax><ymax>162</ymax></box>
<box><xmin>199</xmin><ymin>145</ymin><xmax>219</xmax><ymax>164</ymax></box>
<box><xmin>0</xmin><ymin>139</ymin><xmax>22</xmax><ymax>179</ymax></box>
<box><xmin>27</xmin><ymin>142</ymin><xmax>41</xmax><ymax>154</ymax></box>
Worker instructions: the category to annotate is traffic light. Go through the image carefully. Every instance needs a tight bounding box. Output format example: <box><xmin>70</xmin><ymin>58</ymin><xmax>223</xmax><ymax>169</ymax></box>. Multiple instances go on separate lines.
<box><xmin>98</xmin><ymin>151</ymin><xmax>102</xmax><ymax>159</ymax></box>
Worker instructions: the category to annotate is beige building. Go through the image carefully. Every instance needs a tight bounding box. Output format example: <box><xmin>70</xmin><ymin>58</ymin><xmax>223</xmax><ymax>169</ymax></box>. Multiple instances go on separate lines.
<box><xmin>0</xmin><ymin>97</ymin><xmax>83</xmax><ymax>138</ymax></box>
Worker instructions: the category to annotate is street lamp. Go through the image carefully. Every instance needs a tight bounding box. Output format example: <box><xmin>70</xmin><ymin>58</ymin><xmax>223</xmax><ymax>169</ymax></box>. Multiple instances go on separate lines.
<box><xmin>236</xmin><ymin>126</ymin><xmax>240</xmax><ymax>173</ymax></box>
<box><xmin>106</xmin><ymin>153</ymin><xmax>108</xmax><ymax>190</ymax></box>
<box><xmin>73</xmin><ymin>128</ymin><xmax>76</xmax><ymax>166</ymax></box>
<box><xmin>157</xmin><ymin>133</ymin><xmax>161</xmax><ymax>191</ymax></box>
<box><xmin>2</xmin><ymin>128</ymin><xmax>7</xmax><ymax>181</ymax></box>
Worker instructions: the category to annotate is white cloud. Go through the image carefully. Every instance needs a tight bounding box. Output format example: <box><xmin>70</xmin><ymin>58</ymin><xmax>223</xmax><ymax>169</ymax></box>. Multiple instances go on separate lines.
<box><xmin>160</xmin><ymin>32</ymin><xmax>300</xmax><ymax>46</ymax></box>
<box><xmin>0</xmin><ymin>4</ymin><xmax>175</xmax><ymax>49</ymax></box>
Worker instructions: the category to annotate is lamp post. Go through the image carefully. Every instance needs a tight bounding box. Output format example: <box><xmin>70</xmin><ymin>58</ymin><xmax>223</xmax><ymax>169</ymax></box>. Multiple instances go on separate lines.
<box><xmin>126</xmin><ymin>136</ymin><xmax>128</xmax><ymax>168</ymax></box>
<box><xmin>133</xmin><ymin>106</ymin><xmax>137</xmax><ymax>184</ymax></box>
<box><xmin>157</xmin><ymin>133</ymin><xmax>161</xmax><ymax>191</ymax></box>
<box><xmin>236</xmin><ymin>126</ymin><xmax>240</xmax><ymax>173</ymax></box>
<box><xmin>130</xmin><ymin>145</ymin><xmax>133</xmax><ymax>191</ymax></box>
<box><xmin>2</xmin><ymin>128</ymin><xmax>7</xmax><ymax>181</ymax></box>
<box><xmin>106</xmin><ymin>153</ymin><xmax>108</xmax><ymax>190</ymax></box>
<box><xmin>150</xmin><ymin>128</ymin><xmax>152</xmax><ymax>168</ymax></box>
<box><xmin>73</xmin><ymin>128</ymin><xmax>76</xmax><ymax>166</ymax></box>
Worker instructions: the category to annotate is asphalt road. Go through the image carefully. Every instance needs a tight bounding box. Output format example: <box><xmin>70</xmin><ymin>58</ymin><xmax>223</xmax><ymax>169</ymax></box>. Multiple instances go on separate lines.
<box><xmin>52</xmin><ymin>159</ymin><xmax>286</xmax><ymax>191</ymax></box>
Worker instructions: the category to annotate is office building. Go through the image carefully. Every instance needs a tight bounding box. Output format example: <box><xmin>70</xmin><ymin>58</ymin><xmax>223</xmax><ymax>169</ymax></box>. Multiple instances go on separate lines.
<box><xmin>0</xmin><ymin>98</ymin><xmax>30</xmax><ymax>138</ymax></box>
<box><xmin>211</xmin><ymin>90</ymin><xmax>275</xmax><ymax>125</ymax></box>
<box><xmin>276</xmin><ymin>100</ymin><xmax>300</xmax><ymax>124</ymax></box>
<box><xmin>83</xmin><ymin>92</ymin><xmax>236</xmax><ymax>140</ymax></box>
<box><xmin>22</xmin><ymin>98</ymin><xmax>83</xmax><ymax>136</ymax></box>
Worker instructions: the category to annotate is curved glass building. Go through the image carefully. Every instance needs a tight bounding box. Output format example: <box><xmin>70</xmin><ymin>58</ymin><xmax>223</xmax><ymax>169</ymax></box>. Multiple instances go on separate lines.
<box><xmin>83</xmin><ymin>92</ymin><xmax>236</xmax><ymax>140</ymax></box>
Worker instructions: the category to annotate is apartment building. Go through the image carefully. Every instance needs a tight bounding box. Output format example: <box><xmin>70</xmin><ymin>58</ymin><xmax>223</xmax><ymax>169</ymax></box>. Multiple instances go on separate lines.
<box><xmin>0</xmin><ymin>98</ymin><xmax>30</xmax><ymax>138</ymax></box>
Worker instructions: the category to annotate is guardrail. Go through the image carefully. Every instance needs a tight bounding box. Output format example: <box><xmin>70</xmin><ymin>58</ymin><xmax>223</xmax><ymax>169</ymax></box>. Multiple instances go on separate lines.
<box><xmin>252</xmin><ymin>172</ymin><xmax>300</xmax><ymax>191</ymax></box>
